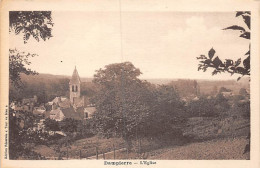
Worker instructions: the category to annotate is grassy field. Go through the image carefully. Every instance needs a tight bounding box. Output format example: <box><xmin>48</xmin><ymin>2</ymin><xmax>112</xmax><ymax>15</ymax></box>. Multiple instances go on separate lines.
<box><xmin>97</xmin><ymin>136</ymin><xmax>249</xmax><ymax>160</ymax></box>
<box><xmin>33</xmin><ymin>136</ymin><xmax>126</xmax><ymax>159</ymax></box>
<box><xmin>148</xmin><ymin>137</ymin><xmax>249</xmax><ymax>160</ymax></box>
<box><xmin>183</xmin><ymin>116</ymin><xmax>250</xmax><ymax>140</ymax></box>
<box><xmin>33</xmin><ymin>135</ymin><xmax>249</xmax><ymax>160</ymax></box>
<box><xmin>33</xmin><ymin>115</ymin><xmax>250</xmax><ymax>160</ymax></box>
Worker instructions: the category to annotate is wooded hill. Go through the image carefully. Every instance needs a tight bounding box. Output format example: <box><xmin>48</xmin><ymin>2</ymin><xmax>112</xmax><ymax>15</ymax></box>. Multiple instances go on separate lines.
<box><xmin>9</xmin><ymin>73</ymin><xmax>249</xmax><ymax>104</ymax></box>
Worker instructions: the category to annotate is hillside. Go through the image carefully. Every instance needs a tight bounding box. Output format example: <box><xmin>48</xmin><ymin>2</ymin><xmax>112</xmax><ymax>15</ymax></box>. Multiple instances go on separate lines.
<box><xmin>20</xmin><ymin>73</ymin><xmax>93</xmax><ymax>83</ymax></box>
<box><xmin>148</xmin><ymin>137</ymin><xmax>249</xmax><ymax>160</ymax></box>
<box><xmin>21</xmin><ymin>73</ymin><xmax>249</xmax><ymax>88</ymax></box>
<box><xmin>11</xmin><ymin>73</ymin><xmax>249</xmax><ymax>103</ymax></box>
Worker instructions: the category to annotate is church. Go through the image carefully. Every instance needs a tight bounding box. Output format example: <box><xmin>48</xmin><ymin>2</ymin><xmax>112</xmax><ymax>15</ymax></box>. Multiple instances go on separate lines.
<box><xmin>46</xmin><ymin>67</ymin><xmax>96</xmax><ymax>121</ymax></box>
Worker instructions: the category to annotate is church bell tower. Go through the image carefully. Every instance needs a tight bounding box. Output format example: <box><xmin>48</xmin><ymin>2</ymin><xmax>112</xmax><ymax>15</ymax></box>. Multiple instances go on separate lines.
<box><xmin>69</xmin><ymin>66</ymin><xmax>81</xmax><ymax>104</ymax></box>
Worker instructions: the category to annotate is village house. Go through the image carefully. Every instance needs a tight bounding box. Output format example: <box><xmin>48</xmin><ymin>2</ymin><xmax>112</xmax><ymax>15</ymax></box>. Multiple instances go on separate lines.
<box><xmin>221</xmin><ymin>91</ymin><xmax>233</xmax><ymax>98</ymax></box>
<box><xmin>33</xmin><ymin>106</ymin><xmax>46</xmax><ymax>117</ymax></box>
<box><xmin>11</xmin><ymin>95</ymin><xmax>38</xmax><ymax>113</ymax></box>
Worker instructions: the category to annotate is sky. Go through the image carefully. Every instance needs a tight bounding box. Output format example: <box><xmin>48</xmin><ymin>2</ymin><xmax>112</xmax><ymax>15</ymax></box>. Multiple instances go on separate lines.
<box><xmin>9</xmin><ymin>11</ymin><xmax>250</xmax><ymax>80</ymax></box>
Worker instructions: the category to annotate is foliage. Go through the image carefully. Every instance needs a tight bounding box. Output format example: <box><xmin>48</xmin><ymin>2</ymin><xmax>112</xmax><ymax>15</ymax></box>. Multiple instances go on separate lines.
<box><xmin>239</xmin><ymin>88</ymin><xmax>248</xmax><ymax>96</ymax></box>
<box><xmin>229</xmin><ymin>99</ymin><xmax>250</xmax><ymax>118</ymax></box>
<box><xmin>237</xmin><ymin>101</ymin><xmax>250</xmax><ymax>118</ymax></box>
<box><xmin>47</xmin><ymin>78</ymin><xmax>70</xmax><ymax>101</ymax></box>
<box><xmin>169</xmin><ymin>80</ymin><xmax>199</xmax><ymax>97</ymax></box>
<box><xmin>147</xmin><ymin>85</ymin><xmax>188</xmax><ymax>137</ymax></box>
<box><xmin>197</xmin><ymin>11</ymin><xmax>250</xmax><ymax>81</ymax></box>
<box><xmin>92</xmin><ymin>62</ymin><xmax>149</xmax><ymax>139</ymax></box>
<box><xmin>9</xmin><ymin>11</ymin><xmax>55</xmax><ymax>159</ymax></box>
<box><xmin>92</xmin><ymin>62</ymin><xmax>187</xmax><ymax>143</ymax></box>
<box><xmin>9</xmin><ymin>11</ymin><xmax>54</xmax><ymax>43</ymax></box>
<box><xmin>44</xmin><ymin>117</ymin><xmax>94</xmax><ymax>139</ymax></box>
<box><xmin>81</xmin><ymin>82</ymin><xmax>98</xmax><ymax>98</ymax></box>
<box><xmin>219</xmin><ymin>87</ymin><xmax>231</xmax><ymax>93</ymax></box>
<box><xmin>9</xmin><ymin>76</ymin><xmax>70</xmax><ymax>104</ymax></box>
<box><xmin>9</xmin><ymin>109</ymin><xmax>22</xmax><ymax>159</ymax></box>
<box><xmin>196</xmin><ymin>11</ymin><xmax>251</xmax><ymax>154</ymax></box>
<box><xmin>9</xmin><ymin>49</ymin><xmax>38</xmax><ymax>88</ymax></box>
<box><xmin>187</xmin><ymin>94</ymin><xmax>230</xmax><ymax>117</ymax></box>
<box><xmin>187</xmin><ymin>97</ymin><xmax>218</xmax><ymax>117</ymax></box>
<box><xmin>215</xmin><ymin>93</ymin><xmax>230</xmax><ymax>113</ymax></box>
<box><xmin>59</xmin><ymin>118</ymin><xmax>79</xmax><ymax>133</ymax></box>
<box><xmin>44</xmin><ymin>118</ymin><xmax>60</xmax><ymax>131</ymax></box>
<box><xmin>75</xmin><ymin>118</ymin><xmax>96</xmax><ymax>138</ymax></box>
<box><xmin>9</xmin><ymin>108</ymin><xmax>45</xmax><ymax>159</ymax></box>
<box><xmin>9</xmin><ymin>11</ymin><xmax>54</xmax><ymax>89</ymax></box>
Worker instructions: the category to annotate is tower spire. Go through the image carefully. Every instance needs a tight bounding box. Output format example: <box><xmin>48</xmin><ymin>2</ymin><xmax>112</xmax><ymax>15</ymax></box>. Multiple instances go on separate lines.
<box><xmin>70</xmin><ymin>66</ymin><xmax>81</xmax><ymax>85</ymax></box>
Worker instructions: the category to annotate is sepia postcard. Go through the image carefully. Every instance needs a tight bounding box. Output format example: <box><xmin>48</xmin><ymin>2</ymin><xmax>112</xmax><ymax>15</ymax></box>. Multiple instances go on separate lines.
<box><xmin>0</xmin><ymin>0</ymin><xmax>260</xmax><ymax>168</ymax></box>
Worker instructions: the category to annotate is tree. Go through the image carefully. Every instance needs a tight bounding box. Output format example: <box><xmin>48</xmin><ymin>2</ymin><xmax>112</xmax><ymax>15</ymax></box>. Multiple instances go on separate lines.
<box><xmin>196</xmin><ymin>11</ymin><xmax>250</xmax><ymax>154</ymax></box>
<box><xmin>197</xmin><ymin>11</ymin><xmax>250</xmax><ymax>81</ymax></box>
<box><xmin>92</xmin><ymin>62</ymin><xmax>144</xmax><ymax>136</ymax></box>
<box><xmin>9</xmin><ymin>108</ymin><xmax>45</xmax><ymax>159</ymax></box>
<box><xmin>215</xmin><ymin>93</ymin><xmax>230</xmax><ymax>113</ymax></box>
<box><xmin>219</xmin><ymin>87</ymin><xmax>231</xmax><ymax>93</ymax></box>
<box><xmin>9</xmin><ymin>11</ymin><xmax>54</xmax><ymax>87</ymax></box>
<box><xmin>44</xmin><ymin>118</ymin><xmax>60</xmax><ymax>131</ymax></box>
<box><xmin>9</xmin><ymin>49</ymin><xmax>38</xmax><ymax>88</ymax></box>
<box><xmin>9</xmin><ymin>11</ymin><xmax>55</xmax><ymax>159</ymax></box>
<box><xmin>170</xmin><ymin>79</ymin><xmax>199</xmax><ymax>97</ymax></box>
<box><xmin>148</xmin><ymin>85</ymin><xmax>188</xmax><ymax>137</ymax></box>
<box><xmin>187</xmin><ymin>97</ymin><xmax>218</xmax><ymax>117</ymax></box>
<box><xmin>187</xmin><ymin>95</ymin><xmax>229</xmax><ymax>117</ymax></box>
<box><xmin>92</xmin><ymin>62</ymin><xmax>188</xmax><ymax>154</ymax></box>
<box><xmin>59</xmin><ymin>118</ymin><xmax>79</xmax><ymax>133</ymax></box>
<box><xmin>9</xmin><ymin>11</ymin><xmax>54</xmax><ymax>43</ymax></box>
<box><xmin>239</xmin><ymin>88</ymin><xmax>248</xmax><ymax>96</ymax></box>
<box><xmin>92</xmin><ymin>62</ymin><xmax>154</xmax><ymax>151</ymax></box>
<box><xmin>9</xmin><ymin>108</ymin><xmax>23</xmax><ymax>159</ymax></box>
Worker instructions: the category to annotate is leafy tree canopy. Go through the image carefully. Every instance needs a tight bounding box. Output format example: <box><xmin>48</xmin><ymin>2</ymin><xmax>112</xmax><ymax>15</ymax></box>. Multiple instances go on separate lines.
<box><xmin>92</xmin><ymin>62</ymin><xmax>187</xmax><ymax>141</ymax></box>
<box><xmin>44</xmin><ymin>118</ymin><xmax>60</xmax><ymax>131</ymax></box>
<box><xmin>9</xmin><ymin>11</ymin><xmax>54</xmax><ymax>89</ymax></box>
<box><xmin>219</xmin><ymin>87</ymin><xmax>232</xmax><ymax>93</ymax></box>
<box><xmin>239</xmin><ymin>88</ymin><xmax>248</xmax><ymax>96</ymax></box>
<box><xmin>92</xmin><ymin>62</ymin><xmax>150</xmax><ymax>139</ymax></box>
<box><xmin>9</xmin><ymin>11</ymin><xmax>54</xmax><ymax>43</ymax></box>
<box><xmin>9</xmin><ymin>49</ymin><xmax>38</xmax><ymax>88</ymax></box>
<box><xmin>197</xmin><ymin>11</ymin><xmax>250</xmax><ymax>81</ymax></box>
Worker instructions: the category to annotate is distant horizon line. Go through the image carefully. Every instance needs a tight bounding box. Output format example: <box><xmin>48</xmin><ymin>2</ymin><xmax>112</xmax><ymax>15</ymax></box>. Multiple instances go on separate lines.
<box><xmin>27</xmin><ymin>72</ymin><xmax>245</xmax><ymax>82</ymax></box>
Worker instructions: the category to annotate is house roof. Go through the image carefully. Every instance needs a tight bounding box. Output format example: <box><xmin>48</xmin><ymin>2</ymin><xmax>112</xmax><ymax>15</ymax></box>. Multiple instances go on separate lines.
<box><xmin>50</xmin><ymin>109</ymin><xmax>62</xmax><ymax>115</ymax></box>
<box><xmin>49</xmin><ymin>109</ymin><xmax>65</xmax><ymax>121</ymax></box>
<box><xmin>52</xmin><ymin>97</ymin><xmax>60</xmax><ymax>103</ymax></box>
<box><xmin>69</xmin><ymin>67</ymin><xmax>81</xmax><ymax>85</ymax></box>
<box><xmin>73</xmin><ymin>97</ymin><xmax>85</xmax><ymax>108</ymax></box>
<box><xmin>33</xmin><ymin>108</ymin><xmax>46</xmax><ymax>115</ymax></box>
<box><xmin>47</xmin><ymin>106</ymin><xmax>95</xmax><ymax>121</ymax></box>
<box><xmin>51</xmin><ymin>97</ymin><xmax>71</xmax><ymax>108</ymax></box>
<box><xmin>84</xmin><ymin>107</ymin><xmax>96</xmax><ymax>114</ymax></box>
<box><xmin>59</xmin><ymin>99</ymin><xmax>71</xmax><ymax>108</ymax></box>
